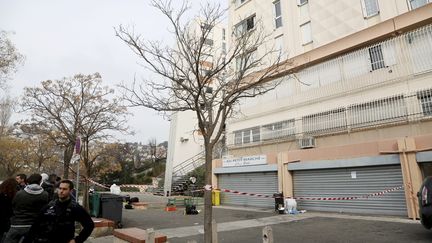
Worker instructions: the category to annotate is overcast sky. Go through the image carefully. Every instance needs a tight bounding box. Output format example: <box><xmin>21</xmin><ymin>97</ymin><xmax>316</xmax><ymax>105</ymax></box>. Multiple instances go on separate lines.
<box><xmin>0</xmin><ymin>0</ymin><xmax>227</xmax><ymax>143</ymax></box>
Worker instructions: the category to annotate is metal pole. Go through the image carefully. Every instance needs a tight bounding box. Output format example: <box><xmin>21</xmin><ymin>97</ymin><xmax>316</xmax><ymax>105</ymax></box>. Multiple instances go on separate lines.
<box><xmin>75</xmin><ymin>136</ymin><xmax>81</xmax><ymax>204</ymax></box>
<box><xmin>76</xmin><ymin>158</ymin><xmax>80</xmax><ymax>204</ymax></box>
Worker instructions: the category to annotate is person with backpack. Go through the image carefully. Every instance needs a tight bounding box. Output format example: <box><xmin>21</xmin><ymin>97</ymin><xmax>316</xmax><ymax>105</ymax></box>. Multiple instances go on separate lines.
<box><xmin>4</xmin><ymin>174</ymin><xmax>49</xmax><ymax>243</ymax></box>
<box><xmin>24</xmin><ymin>180</ymin><xmax>94</xmax><ymax>243</ymax></box>
<box><xmin>41</xmin><ymin>174</ymin><xmax>56</xmax><ymax>201</ymax></box>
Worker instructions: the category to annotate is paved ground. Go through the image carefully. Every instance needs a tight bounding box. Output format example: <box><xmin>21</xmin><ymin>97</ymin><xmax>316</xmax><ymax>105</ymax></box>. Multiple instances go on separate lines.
<box><xmin>87</xmin><ymin>194</ymin><xmax>432</xmax><ymax>243</ymax></box>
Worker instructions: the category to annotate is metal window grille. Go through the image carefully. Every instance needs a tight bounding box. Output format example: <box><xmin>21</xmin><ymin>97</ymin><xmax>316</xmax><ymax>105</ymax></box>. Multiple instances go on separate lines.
<box><xmin>349</xmin><ymin>96</ymin><xmax>407</xmax><ymax>128</ymax></box>
<box><xmin>303</xmin><ymin>108</ymin><xmax>347</xmax><ymax>135</ymax></box>
<box><xmin>417</xmin><ymin>89</ymin><xmax>432</xmax><ymax>116</ymax></box>
<box><xmin>368</xmin><ymin>45</ymin><xmax>385</xmax><ymax>70</ymax></box>
<box><xmin>261</xmin><ymin>120</ymin><xmax>295</xmax><ymax>140</ymax></box>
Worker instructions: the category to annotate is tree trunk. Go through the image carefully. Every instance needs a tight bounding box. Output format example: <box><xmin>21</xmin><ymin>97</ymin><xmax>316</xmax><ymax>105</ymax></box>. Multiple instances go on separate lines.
<box><xmin>204</xmin><ymin>144</ymin><xmax>213</xmax><ymax>243</ymax></box>
<box><xmin>63</xmin><ymin>144</ymin><xmax>74</xmax><ymax>179</ymax></box>
<box><xmin>82</xmin><ymin>177</ymin><xmax>90</xmax><ymax>211</ymax></box>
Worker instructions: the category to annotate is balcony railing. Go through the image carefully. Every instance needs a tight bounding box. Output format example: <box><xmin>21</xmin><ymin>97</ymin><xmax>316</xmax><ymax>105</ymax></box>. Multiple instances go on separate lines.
<box><xmin>227</xmin><ymin>24</ymin><xmax>432</xmax><ymax>147</ymax></box>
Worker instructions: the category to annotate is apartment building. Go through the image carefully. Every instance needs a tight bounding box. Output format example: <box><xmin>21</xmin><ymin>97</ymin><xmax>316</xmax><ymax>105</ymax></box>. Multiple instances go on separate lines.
<box><xmin>212</xmin><ymin>0</ymin><xmax>432</xmax><ymax>218</ymax></box>
<box><xmin>164</xmin><ymin>20</ymin><xmax>227</xmax><ymax>196</ymax></box>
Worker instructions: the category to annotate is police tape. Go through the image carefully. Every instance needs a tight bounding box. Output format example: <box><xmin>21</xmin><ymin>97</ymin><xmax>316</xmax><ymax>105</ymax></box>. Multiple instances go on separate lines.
<box><xmin>211</xmin><ymin>185</ymin><xmax>404</xmax><ymax>201</ymax></box>
<box><xmin>86</xmin><ymin>178</ymin><xmax>154</xmax><ymax>191</ymax></box>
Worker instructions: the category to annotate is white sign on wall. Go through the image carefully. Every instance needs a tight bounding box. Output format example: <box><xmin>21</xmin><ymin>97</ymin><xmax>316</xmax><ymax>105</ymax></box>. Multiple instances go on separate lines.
<box><xmin>222</xmin><ymin>155</ymin><xmax>267</xmax><ymax>167</ymax></box>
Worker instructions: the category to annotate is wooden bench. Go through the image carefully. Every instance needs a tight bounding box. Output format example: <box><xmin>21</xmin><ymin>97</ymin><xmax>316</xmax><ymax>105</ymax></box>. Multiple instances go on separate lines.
<box><xmin>90</xmin><ymin>218</ymin><xmax>115</xmax><ymax>238</ymax></box>
<box><xmin>113</xmin><ymin>227</ymin><xmax>167</xmax><ymax>243</ymax></box>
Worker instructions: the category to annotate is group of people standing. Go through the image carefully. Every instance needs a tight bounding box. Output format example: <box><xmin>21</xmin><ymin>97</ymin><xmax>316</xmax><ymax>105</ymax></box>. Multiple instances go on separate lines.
<box><xmin>0</xmin><ymin>173</ymin><xmax>94</xmax><ymax>243</ymax></box>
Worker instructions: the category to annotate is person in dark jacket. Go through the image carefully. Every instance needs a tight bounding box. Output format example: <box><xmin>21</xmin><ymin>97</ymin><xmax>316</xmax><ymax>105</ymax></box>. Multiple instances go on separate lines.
<box><xmin>15</xmin><ymin>174</ymin><xmax>26</xmax><ymax>191</ymax></box>
<box><xmin>24</xmin><ymin>179</ymin><xmax>94</xmax><ymax>243</ymax></box>
<box><xmin>0</xmin><ymin>178</ymin><xmax>18</xmax><ymax>242</ymax></box>
<box><xmin>4</xmin><ymin>174</ymin><xmax>49</xmax><ymax>243</ymax></box>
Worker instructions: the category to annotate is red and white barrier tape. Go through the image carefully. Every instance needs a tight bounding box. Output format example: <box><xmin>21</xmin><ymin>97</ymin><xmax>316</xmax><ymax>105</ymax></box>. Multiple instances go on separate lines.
<box><xmin>215</xmin><ymin>186</ymin><xmax>403</xmax><ymax>201</ymax></box>
<box><xmin>86</xmin><ymin>178</ymin><xmax>154</xmax><ymax>191</ymax></box>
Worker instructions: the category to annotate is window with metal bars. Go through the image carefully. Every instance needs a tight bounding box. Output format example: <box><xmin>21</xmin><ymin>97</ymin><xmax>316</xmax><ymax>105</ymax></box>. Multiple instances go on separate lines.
<box><xmin>349</xmin><ymin>96</ymin><xmax>407</xmax><ymax>128</ymax></box>
<box><xmin>368</xmin><ymin>45</ymin><xmax>385</xmax><ymax>70</ymax></box>
<box><xmin>418</xmin><ymin>90</ymin><xmax>432</xmax><ymax>116</ymax></box>
<box><xmin>302</xmin><ymin>108</ymin><xmax>347</xmax><ymax>135</ymax></box>
<box><xmin>262</xmin><ymin>120</ymin><xmax>295</xmax><ymax>140</ymax></box>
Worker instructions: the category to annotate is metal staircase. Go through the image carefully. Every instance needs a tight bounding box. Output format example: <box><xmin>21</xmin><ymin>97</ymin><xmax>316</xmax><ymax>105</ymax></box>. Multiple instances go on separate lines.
<box><xmin>153</xmin><ymin>151</ymin><xmax>205</xmax><ymax>195</ymax></box>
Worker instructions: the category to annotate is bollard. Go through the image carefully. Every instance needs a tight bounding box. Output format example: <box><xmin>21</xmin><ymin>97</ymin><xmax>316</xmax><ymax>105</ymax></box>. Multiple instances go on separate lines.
<box><xmin>262</xmin><ymin>226</ymin><xmax>273</xmax><ymax>243</ymax></box>
<box><xmin>146</xmin><ymin>228</ymin><xmax>155</xmax><ymax>243</ymax></box>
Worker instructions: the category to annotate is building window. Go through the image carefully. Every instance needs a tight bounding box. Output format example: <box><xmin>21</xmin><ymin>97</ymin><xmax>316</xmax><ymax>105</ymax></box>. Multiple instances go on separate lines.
<box><xmin>349</xmin><ymin>96</ymin><xmax>407</xmax><ymax>128</ymax></box>
<box><xmin>409</xmin><ymin>0</ymin><xmax>430</xmax><ymax>9</ymax></box>
<box><xmin>235</xmin><ymin>15</ymin><xmax>256</xmax><ymax>36</ymax></box>
<box><xmin>235</xmin><ymin>0</ymin><xmax>248</xmax><ymax>7</ymax></box>
<box><xmin>418</xmin><ymin>90</ymin><xmax>432</xmax><ymax>116</ymax></box>
<box><xmin>262</xmin><ymin>120</ymin><xmax>295</xmax><ymax>140</ymax></box>
<box><xmin>297</xmin><ymin>0</ymin><xmax>308</xmax><ymax>6</ymax></box>
<box><xmin>303</xmin><ymin>108</ymin><xmax>347</xmax><ymax>135</ymax></box>
<box><xmin>361</xmin><ymin>0</ymin><xmax>380</xmax><ymax>18</ymax></box>
<box><xmin>222</xmin><ymin>28</ymin><xmax>226</xmax><ymax>40</ymax></box>
<box><xmin>368</xmin><ymin>45</ymin><xmax>385</xmax><ymax>70</ymax></box>
<box><xmin>222</xmin><ymin>42</ymin><xmax>227</xmax><ymax>53</ymax></box>
<box><xmin>201</xmin><ymin>23</ymin><xmax>213</xmax><ymax>32</ymax></box>
<box><xmin>274</xmin><ymin>0</ymin><xmax>282</xmax><ymax>29</ymax></box>
<box><xmin>234</xmin><ymin>127</ymin><xmax>260</xmax><ymax>145</ymax></box>
<box><xmin>300</xmin><ymin>21</ymin><xmax>312</xmax><ymax>45</ymax></box>
<box><xmin>201</xmin><ymin>37</ymin><xmax>214</xmax><ymax>46</ymax></box>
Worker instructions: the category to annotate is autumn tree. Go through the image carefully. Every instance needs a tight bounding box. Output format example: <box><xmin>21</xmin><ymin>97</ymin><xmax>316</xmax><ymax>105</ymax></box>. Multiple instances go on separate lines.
<box><xmin>22</xmin><ymin>73</ymin><xmax>129</xmax><ymax>181</ymax></box>
<box><xmin>0</xmin><ymin>31</ymin><xmax>24</xmax><ymax>89</ymax></box>
<box><xmin>116</xmin><ymin>1</ymin><xmax>284</xmax><ymax>241</ymax></box>
<box><xmin>0</xmin><ymin>136</ymin><xmax>27</xmax><ymax>177</ymax></box>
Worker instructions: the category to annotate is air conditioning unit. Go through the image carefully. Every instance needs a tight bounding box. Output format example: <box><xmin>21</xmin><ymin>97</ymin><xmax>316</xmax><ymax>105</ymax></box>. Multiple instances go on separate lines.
<box><xmin>298</xmin><ymin>137</ymin><xmax>316</xmax><ymax>149</ymax></box>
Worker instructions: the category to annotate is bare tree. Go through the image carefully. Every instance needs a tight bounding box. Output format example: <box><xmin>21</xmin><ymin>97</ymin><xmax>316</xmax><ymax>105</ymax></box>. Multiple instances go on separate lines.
<box><xmin>0</xmin><ymin>96</ymin><xmax>14</xmax><ymax>137</ymax></box>
<box><xmin>116</xmin><ymin>1</ymin><xmax>285</xmax><ymax>241</ymax></box>
<box><xmin>22</xmin><ymin>73</ymin><xmax>129</xmax><ymax>180</ymax></box>
<box><xmin>0</xmin><ymin>31</ymin><xmax>24</xmax><ymax>89</ymax></box>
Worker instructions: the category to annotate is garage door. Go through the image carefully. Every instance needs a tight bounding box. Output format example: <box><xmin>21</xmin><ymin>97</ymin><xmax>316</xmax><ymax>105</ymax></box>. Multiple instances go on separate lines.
<box><xmin>219</xmin><ymin>172</ymin><xmax>278</xmax><ymax>208</ymax></box>
<box><xmin>293</xmin><ymin>165</ymin><xmax>407</xmax><ymax>216</ymax></box>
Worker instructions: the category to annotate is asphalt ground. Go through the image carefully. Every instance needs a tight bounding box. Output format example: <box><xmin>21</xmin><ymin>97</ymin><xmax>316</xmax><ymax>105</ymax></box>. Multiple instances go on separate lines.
<box><xmin>88</xmin><ymin>194</ymin><xmax>432</xmax><ymax>243</ymax></box>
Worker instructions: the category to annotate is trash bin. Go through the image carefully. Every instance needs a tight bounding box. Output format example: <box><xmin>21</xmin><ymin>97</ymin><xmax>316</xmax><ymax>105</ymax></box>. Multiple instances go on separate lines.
<box><xmin>212</xmin><ymin>190</ymin><xmax>220</xmax><ymax>206</ymax></box>
<box><xmin>99</xmin><ymin>193</ymin><xmax>123</xmax><ymax>228</ymax></box>
<box><xmin>89</xmin><ymin>192</ymin><xmax>100</xmax><ymax>217</ymax></box>
<box><xmin>273</xmin><ymin>193</ymin><xmax>284</xmax><ymax>212</ymax></box>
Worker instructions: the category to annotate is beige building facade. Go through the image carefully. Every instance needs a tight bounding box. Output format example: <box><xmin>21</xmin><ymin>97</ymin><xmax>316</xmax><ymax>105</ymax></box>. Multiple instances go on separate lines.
<box><xmin>214</xmin><ymin>1</ymin><xmax>432</xmax><ymax>218</ymax></box>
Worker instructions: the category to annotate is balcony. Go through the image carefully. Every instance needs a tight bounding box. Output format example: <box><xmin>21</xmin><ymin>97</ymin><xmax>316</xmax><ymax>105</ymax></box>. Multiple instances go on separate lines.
<box><xmin>228</xmin><ymin>89</ymin><xmax>432</xmax><ymax>147</ymax></box>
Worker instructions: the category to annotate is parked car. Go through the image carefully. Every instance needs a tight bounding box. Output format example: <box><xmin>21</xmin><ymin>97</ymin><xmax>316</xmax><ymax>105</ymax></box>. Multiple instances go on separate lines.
<box><xmin>418</xmin><ymin>176</ymin><xmax>432</xmax><ymax>229</ymax></box>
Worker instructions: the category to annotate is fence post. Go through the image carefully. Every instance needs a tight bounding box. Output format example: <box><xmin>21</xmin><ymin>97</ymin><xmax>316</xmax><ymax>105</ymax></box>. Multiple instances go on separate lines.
<box><xmin>262</xmin><ymin>226</ymin><xmax>273</xmax><ymax>243</ymax></box>
<box><xmin>146</xmin><ymin>228</ymin><xmax>155</xmax><ymax>243</ymax></box>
